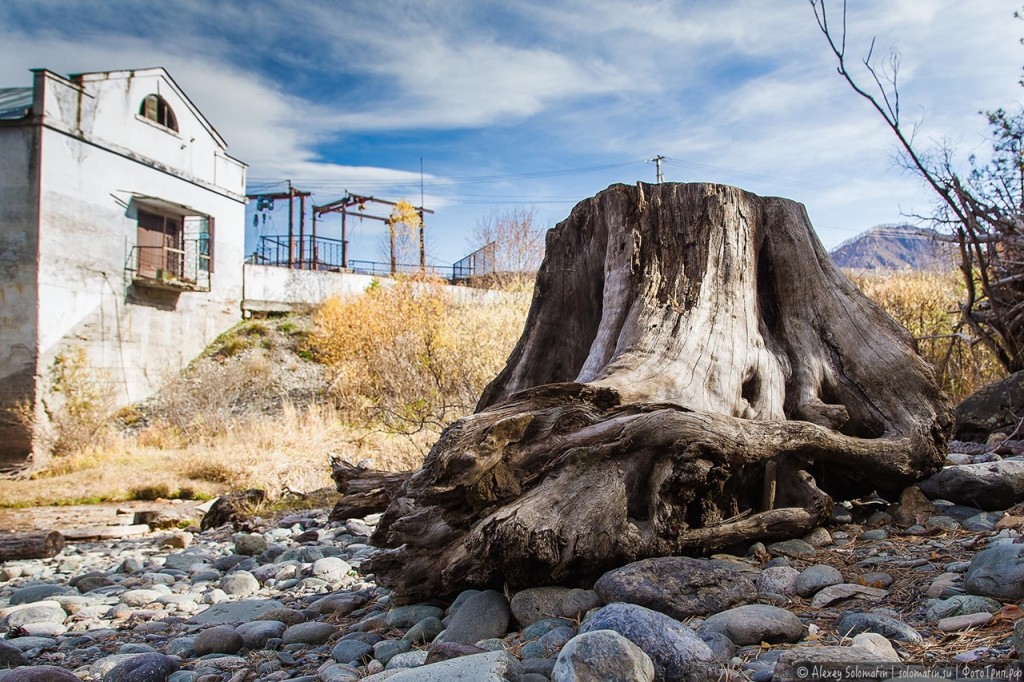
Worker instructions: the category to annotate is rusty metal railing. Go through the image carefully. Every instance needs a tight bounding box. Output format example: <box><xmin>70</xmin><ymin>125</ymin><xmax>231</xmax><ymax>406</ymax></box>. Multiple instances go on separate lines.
<box><xmin>127</xmin><ymin>240</ymin><xmax>211</xmax><ymax>292</ymax></box>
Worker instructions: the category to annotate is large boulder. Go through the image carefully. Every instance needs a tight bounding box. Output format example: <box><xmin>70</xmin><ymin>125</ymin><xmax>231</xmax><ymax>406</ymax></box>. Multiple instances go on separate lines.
<box><xmin>594</xmin><ymin>557</ymin><xmax>755</xmax><ymax>620</ymax></box>
<box><xmin>955</xmin><ymin>371</ymin><xmax>1024</xmax><ymax>442</ymax></box>
<box><xmin>965</xmin><ymin>544</ymin><xmax>1024</xmax><ymax>600</ymax></box>
<box><xmin>918</xmin><ymin>460</ymin><xmax>1024</xmax><ymax>511</ymax></box>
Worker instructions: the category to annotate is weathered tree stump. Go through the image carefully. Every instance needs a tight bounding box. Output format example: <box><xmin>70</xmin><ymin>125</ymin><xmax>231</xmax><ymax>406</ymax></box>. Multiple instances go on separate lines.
<box><xmin>367</xmin><ymin>183</ymin><xmax>953</xmax><ymax>603</ymax></box>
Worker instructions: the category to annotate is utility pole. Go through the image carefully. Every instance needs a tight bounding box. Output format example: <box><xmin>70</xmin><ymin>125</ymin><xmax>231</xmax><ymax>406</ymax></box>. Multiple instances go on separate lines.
<box><xmin>651</xmin><ymin>155</ymin><xmax>665</xmax><ymax>183</ymax></box>
<box><xmin>287</xmin><ymin>179</ymin><xmax>294</xmax><ymax>267</ymax></box>
<box><xmin>419</xmin><ymin>158</ymin><xmax>426</xmax><ymax>273</ymax></box>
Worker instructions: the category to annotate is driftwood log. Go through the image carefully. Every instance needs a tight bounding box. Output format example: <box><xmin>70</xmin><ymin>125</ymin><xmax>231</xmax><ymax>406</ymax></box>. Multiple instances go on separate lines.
<box><xmin>329</xmin><ymin>456</ymin><xmax>412</xmax><ymax>521</ymax></box>
<box><xmin>367</xmin><ymin>182</ymin><xmax>954</xmax><ymax>603</ymax></box>
<box><xmin>0</xmin><ymin>530</ymin><xmax>64</xmax><ymax>560</ymax></box>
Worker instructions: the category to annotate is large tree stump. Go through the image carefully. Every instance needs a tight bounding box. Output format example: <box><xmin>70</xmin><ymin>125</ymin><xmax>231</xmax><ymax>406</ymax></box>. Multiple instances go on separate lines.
<box><xmin>368</xmin><ymin>183</ymin><xmax>953</xmax><ymax>603</ymax></box>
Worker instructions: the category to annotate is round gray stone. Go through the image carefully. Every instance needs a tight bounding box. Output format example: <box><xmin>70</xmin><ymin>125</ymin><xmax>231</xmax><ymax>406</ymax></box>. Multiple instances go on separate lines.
<box><xmin>120</xmin><ymin>589</ymin><xmax>165</xmax><ymax>607</ymax></box>
<box><xmin>385</xmin><ymin>650</ymin><xmax>429</xmax><ymax>670</ymax></box>
<box><xmin>965</xmin><ymin>544</ymin><xmax>1024</xmax><ymax>600</ymax></box>
<box><xmin>861</xmin><ymin>529</ymin><xmax>889</xmax><ymax>541</ymax></box>
<box><xmin>835</xmin><ymin>612</ymin><xmax>923</xmax><ymax>643</ymax></box>
<box><xmin>926</xmin><ymin>595</ymin><xmax>1002</xmax><ymax>623</ymax></box>
<box><xmin>192</xmin><ymin>625</ymin><xmax>244</xmax><ymax>656</ymax></box>
<box><xmin>756</xmin><ymin>566</ymin><xmax>800</xmax><ymax>597</ymax></box>
<box><xmin>552</xmin><ymin>629</ymin><xmax>655</xmax><ymax>682</ymax></box>
<box><xmin>580</xmin><ymin>602</ymin><xmax>717</xmax><ymax>682</ymax></box>
<box><xmin>282</xmin><ymin>621</ymin><xmax>337</xmax><ymax>646</ymax></box>
<box><xmin>524</xmin><ymin>617</ymin><xmax>577</xmax><ymax>641</ymax></box>
<box><xmin>767</xmin><ymin>539</ymin><xmax>817</xmax><ymax>558</ymax></box>
<box><xmin>511</xmin><ymin>587</ymin><xmax>572</xmax><ymax>627</ymax></box>
<box><xmin>385</xmin><ymin>604</ymin><xmax>444</xmax><ymax>629</ymax></box>
<box><xmin>373</xmin><ymin>638</ymin><xmax>412</xmax><ymax>665</ymax></box>
<box><xmin>403</xmin><ymin>616</ymin><xmax>443</xmax><ymax>644</ymax></box>
<box><xmin>233</xmin><ymin>534</ymin><xmax>268</xmax><ymax>556</ymax></box>
<box><xmin>9</xmin><ymin>584</ymin><xmax>70</xmax><ymax>605</ymax></box>
<box><xmin>219</xmin><ymin>570</ymin><xmax>260</xmax><ymax>596</ymax></box>
<box><xmin>795</xmin><ymin>564</ymin><xmax>843</xmax><ymax>597</ymax></box>
<box><xmin>697</xmin><ymin>604</ymin><xmax>804</xmax><ymax>645</ymax></box>
<box><xmin>102</xmin><ymin>652</ymin><xmax>180</xmax><ymax>682</ymax></box>
<box><xmin>443</xmin><ymin>590</ymin><xmax>511</xmax><ymax>644</ymax></box>
<box><xmin>561</xmin><ymin>589</ymin><xmax>601</xmax><ymax>619</ymax></box>
<box><xmin>236</xmin><ymin>619</ymin><xmax>286</xmax><ymax>649</ymax></box>
<box><xmin>1</xmin><ymin>602</ymin><xmax>66</xmax><ymax>630</ymax></box>
<box><xmin>0</xmin><ymin>639</ymin><xmax>28</xmax><ymax>667</ymax></box>
<box><xmin>311</xmin><ymin>557</ymin><xmax>352</xmax><ymax>582</ymax></box>
<box><xmin>332</xmin><ymin>638</ymin><xmax>374</xmax><ymax>664</ymax></box>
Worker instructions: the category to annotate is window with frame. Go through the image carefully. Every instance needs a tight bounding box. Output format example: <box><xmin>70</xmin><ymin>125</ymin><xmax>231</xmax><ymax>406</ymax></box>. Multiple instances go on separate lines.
<box><xmin>132</xmin><ymin>199</ymin><xmax>214</xmax><ymax>291</ymax></box>
<box><xmin>136</xmin><ymin>209</ymin><xmax>184</xmax><ymax>279</ymax></box>
<box><xmin>139</xmin><ymin>94</ymin><xmax>178</xmax><ymax>132</ymax></box>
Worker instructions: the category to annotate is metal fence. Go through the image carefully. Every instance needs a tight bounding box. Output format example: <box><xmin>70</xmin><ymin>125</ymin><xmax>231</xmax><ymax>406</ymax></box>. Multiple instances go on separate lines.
<box><xmin>253</xmin><ymin>235</ymin><xmax>488</xmax><ymax>281</ymax></box>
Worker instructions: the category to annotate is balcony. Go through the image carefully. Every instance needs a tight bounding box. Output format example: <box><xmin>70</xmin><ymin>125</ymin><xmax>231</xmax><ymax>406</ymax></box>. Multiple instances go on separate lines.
<box><xmin>127</xmin><ymin>239</ymin><xmax>211</xmax><ymax>292</ymax></box>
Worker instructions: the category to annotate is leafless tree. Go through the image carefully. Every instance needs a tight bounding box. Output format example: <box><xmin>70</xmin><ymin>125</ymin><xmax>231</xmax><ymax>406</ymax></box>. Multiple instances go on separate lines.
<box><xmin>469</xmin><ymin>207</ymin><xmax>545</xmax><ymax>290</ymax></box>
<box><xmin>813</xmin><ymin>0</ymin><xmax>1024</xmax><ymax>373</ymax></box>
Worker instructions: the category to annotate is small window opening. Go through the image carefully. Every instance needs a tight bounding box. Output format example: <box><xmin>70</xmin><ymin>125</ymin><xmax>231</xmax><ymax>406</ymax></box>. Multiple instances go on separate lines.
<box><xmin>140</xmin><ymin>94</ymin><xmax>178</xmax><ymax>132</ymax></box>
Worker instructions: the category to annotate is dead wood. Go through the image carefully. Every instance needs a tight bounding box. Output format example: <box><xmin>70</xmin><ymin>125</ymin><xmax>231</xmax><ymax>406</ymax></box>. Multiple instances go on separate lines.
<box><xmin>367</xmin><ymin>183</ymin><xmax>953</xmax><ymax>603</ymax></box>
<box><xmin>329</xmin><ymin>456</ymin><xmax>412</xmax><ymax>521</ymax></box>
<box><xmin>0</xmin><ymin>530</ymin><xmax>64</xmax><ymax>560</ymax></box>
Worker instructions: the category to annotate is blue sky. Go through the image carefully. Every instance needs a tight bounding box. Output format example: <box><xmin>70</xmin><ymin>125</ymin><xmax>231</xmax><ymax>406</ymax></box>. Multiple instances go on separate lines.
<box><xmin>1</xmin><ymin>1</ymin><xmax>1021</xmax><ymax>268</ymax></box>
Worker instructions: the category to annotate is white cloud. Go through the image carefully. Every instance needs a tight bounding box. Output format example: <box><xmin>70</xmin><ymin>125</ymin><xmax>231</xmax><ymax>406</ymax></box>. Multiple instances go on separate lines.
<box><xmin>2</xmin><ymin>0</ymin><xmax>1023</xmax><ymax>258</ymax></box>
<box><xmin>0</xmin><ymin>23</ymin><xmax>438</xmax><ymax>192</ymax></box>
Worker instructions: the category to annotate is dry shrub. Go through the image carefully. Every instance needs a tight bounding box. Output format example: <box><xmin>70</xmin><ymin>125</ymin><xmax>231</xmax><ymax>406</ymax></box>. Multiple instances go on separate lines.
<box><xmin>31</xmin><ymin>348</ymin><xmax>116</xmax><ymax>458</ymax></box>
<box><xmin>154</xmin><ymin>352</ymin><xmax>278</xmax><ymax>440</ymax></box>
<box><xmin>848</xmin><ymin>269</ymin><xmax>1005</xmax><ymax>401</ymax></box>
<box><xmin>308</xmin><ymin>277</ymin><xmax>529</xmax><ymax>434</ymax></box>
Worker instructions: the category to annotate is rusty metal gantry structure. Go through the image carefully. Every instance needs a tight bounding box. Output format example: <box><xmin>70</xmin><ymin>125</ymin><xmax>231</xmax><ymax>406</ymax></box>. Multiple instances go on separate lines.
<box><xmin>313</xmin><ymin>193</ymin><xmax>434</xmax><ymax>274</ymax></box>
<box><xmin>246</xmin><ymin>181</ymin><xmax>313</xmax><ymax>268</ymax></box>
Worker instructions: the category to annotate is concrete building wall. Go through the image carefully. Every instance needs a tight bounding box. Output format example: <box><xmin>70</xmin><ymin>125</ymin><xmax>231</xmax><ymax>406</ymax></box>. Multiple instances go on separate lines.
<box><xmin>34</xmin><ymin>70</ymin><xmax>246</xmax><ymax>406</ymax></box>
<box><xmin>0</xmin><ymin>124</ymin><xmax>40</xmax><ymax>468</ymax></box>
<box><xmin>0</xmin><ymin>68</ymin><xmax>247</xmax><ymax>468</ymax></box>
<box><xmin>242</xmin><ymin>265</ymin><xmax>379</xmax><ymax>313</ymax></box>
<box><xmin>241</xmin><ymin>264</ymin><xmax>521</xmax><ymax>315</ymax></box>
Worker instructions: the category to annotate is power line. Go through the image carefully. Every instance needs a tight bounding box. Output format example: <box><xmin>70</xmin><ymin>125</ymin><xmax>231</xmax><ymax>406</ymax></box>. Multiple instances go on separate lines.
<box><xmin>662</xmin><ymin>157</ymin><xmax>829</xmax><ymax>191</ymax></box>
<box><xmin>247</xmin><ymin>159</ymin><xmax>646</xmax><ymax>191</ymax></box>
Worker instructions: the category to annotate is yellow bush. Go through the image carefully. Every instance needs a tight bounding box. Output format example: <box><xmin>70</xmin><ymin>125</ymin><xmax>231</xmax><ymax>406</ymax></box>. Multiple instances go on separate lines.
<box><xmin>308</xmin><ymin>277</ymin><xmax>528</xmax><ymax>433</ymax></box>
<box><xmin>847</xmin><ymin>269</ymin><xmax>1005</xmax><ymax>402</ymax></box>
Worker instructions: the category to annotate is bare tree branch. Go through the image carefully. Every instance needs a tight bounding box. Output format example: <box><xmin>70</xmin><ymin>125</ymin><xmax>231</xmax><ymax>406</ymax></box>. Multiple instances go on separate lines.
<box><xmin>812</xmin><ymin>0</ymin><xmax>1024</xmax><ymax>373</ymax></box>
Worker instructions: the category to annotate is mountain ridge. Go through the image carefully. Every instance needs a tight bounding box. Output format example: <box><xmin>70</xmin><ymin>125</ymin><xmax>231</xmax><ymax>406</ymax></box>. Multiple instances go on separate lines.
<box><xmin>829</xmin><ymin>224</ymin><xmax>955</xmax><ymax>271</ymax></box>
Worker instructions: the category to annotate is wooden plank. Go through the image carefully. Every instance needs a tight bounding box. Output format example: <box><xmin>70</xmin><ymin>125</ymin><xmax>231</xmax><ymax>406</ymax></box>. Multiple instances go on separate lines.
<box><xmin>60</xmin><ymin>524</ymin><xmax>151</xmax><ymax>541</ymax></box>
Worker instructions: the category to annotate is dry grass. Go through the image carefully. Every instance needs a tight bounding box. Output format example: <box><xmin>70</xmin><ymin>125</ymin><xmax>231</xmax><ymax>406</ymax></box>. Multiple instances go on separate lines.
<box><xmin>3</xmin><ymin>402</ymin><xmax>428</xmax><ymax>507</ymax></box>
<box><xmin>7</xmin><ymin>270</ymin><xmax>998</xmax><ymax>508</ymax></box>
<box><xmin>847</xmin><ymin>269</ymin><xmax>1006</xmax><ymax>402</ymax></box>
<box><xmin>2</xmin><ymin>283</ymin><xmax>521</xmax><ymax>508</ymax></box>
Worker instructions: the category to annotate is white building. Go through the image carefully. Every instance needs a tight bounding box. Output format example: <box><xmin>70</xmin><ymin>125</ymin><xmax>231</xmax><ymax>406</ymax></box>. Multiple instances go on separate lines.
<box><xmin>0</xmin><ymin>67</ymin><xmax>247</xmax><ymax>470</ymax></box>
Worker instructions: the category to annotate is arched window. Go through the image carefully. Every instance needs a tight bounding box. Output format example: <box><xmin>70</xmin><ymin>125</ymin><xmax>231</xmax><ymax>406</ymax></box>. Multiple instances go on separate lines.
<box><xmin>139</xmin><ymin>94</ymin><xmax>178</xmax><ymax>132</ymax></box>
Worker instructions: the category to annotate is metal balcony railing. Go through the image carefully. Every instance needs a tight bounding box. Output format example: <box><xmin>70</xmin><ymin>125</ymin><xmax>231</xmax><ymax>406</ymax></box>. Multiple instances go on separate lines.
<box><xmin>127</xmin><ymin>239</ymin><xmax>211</xmax><ymax>292</ymax></box>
